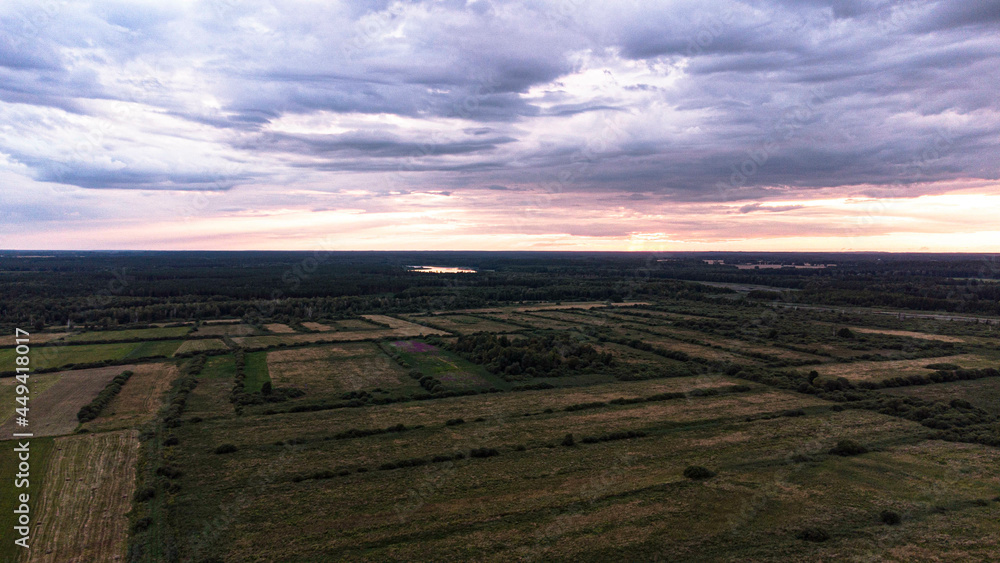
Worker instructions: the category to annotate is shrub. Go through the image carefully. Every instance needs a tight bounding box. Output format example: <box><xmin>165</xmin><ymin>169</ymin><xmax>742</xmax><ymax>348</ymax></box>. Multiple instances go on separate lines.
<box><xmin>132</xmin><ymin>517</ymin><xmax>153</xmax><ymax>533</ymax></box>
<box><xmin>683</xmin><ymin>465</ymin><xmax>716</xmax><ymax>480</ymax></box>
<box><xmin>261</xmin><ymin>381</ymin><xmax>272</xmax><ymax>395</ymax></box>
<box><xmin>155</xmin><ymin>465</ymin><xmax>182</xmax><ymax>479</ymax></box>
<box><xmin>836</xmin><ymin>328</ymin><xmax>855</xmax><ymax>339</ymax></box>
<box><xmin>781</xmin><ymin>408</ymin><xmax>806</xmax><ymax>417</ymax></box>
<box><xmin>514</xmin><ymin>444</ymin><xmax>526</xmax><ymax>451</ymax></box>
<box><xmin>214</xmin><ymin>444</ymin><xmax>238</xmax><ymax>454</ymax></box>
<box><xmin>796</xmin><ymin>527</ymin><xmax>830</xmax><ymax>542</ymax></box>
<box><xmin>561</xmin><ymin>433</ymin><xmax>575</xmax><ymax>447</ymax></box>
<box><xmin>829</xmin><ymin>439</ymin><xmax>868</xmax><ymax>456</ymax></box>
<box><xmin>925</xmin><ymin>363</ymin><xmax>960</xmax><ymax>370</ymax></box>
<box><xmin>133</xmin><ymin>486</ymin><xmax>156</xmax><ymax>502</ymax></box>
<box><xmin>445</xmin><ymin>418</ymin><xmax>465</xmax><ymax>426</ymax></box>
<box><xmin>880</xmin><ymin>510</ymin><xmax>902</xmax><ymax>525</ymax></box>
<box><xmin>469</xmin><ymin>447</ymin><xmax>500</xmax><ymax>458</ymax></box>
<box><xmin>162</xmin><ymin>435</ymin><xmax>179</xmax><ymax>446</ymax></box>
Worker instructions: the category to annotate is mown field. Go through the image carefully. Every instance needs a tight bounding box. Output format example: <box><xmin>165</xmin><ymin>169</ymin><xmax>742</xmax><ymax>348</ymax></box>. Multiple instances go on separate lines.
<box><xmin>4</xmin><ymin>301</ymin><xmax>1000</xmax><ymax>562</ymax></box>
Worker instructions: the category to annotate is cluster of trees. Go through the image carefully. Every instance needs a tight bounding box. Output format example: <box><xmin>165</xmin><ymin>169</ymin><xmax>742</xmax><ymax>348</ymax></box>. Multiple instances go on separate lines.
<box><xmin>449</xmin><ymin>332</ymin><xmax>613</xmax><ymax>379</ymax></box>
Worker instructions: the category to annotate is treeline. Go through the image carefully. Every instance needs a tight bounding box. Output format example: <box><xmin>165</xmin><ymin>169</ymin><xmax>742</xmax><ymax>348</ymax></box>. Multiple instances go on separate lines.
<box><xmin>77</xmin><ymin>370</ymin><xmax>133</xmax><ymax>422</ymax></box>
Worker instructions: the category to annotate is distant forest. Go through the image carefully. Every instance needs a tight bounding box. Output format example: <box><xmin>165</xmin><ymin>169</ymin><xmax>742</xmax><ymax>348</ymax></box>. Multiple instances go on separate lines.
<box><xmin>2</xmin><ymin>251</ymin><xmax>1000</xmax><ymax>329</ymax></box>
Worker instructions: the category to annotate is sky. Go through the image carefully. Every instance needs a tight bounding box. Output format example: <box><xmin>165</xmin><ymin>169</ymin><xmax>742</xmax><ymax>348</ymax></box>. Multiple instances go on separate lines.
<box><xmin>1</xmin><ymin>0</ymin><xmax>999</xmax><ymax>252</ymax></box>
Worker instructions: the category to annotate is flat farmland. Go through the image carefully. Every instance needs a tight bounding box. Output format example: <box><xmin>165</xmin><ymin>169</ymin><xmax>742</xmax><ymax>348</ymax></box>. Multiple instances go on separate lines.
<box><xmin>883</xmin><ymin>377</ymin><xmax>1000</xmax><ymax>415</ymax></box>
<box><xmin>232</xmin><ymin>322</ymin><xmax>448</xmax><ymax>348</ymax></box>
<box><xmin>265</xmin><ymin>323</ymin><xmax>297</xmax><ymax>334</ymax></box>
<box><xmin>186</xmin><ymin>354</ymin><xmax>238</xmax><ymax>418</ymax></box>
<box><xmin>805</xmin><ymin>354</ymin><xmax>997</xmax><ymax>384</ymax></box>
<box><xmin>487</xmin><ymin>312</ymin><xmax>580</xmax><ymax>330</ymax></box>
<box><xmin>81</xmin><ymin>362</ymin><xmax>178</xmax><ymax>432</ymax></box>
<box><xmin>62</xmin><ymin>326</ymin><xmax>192</xmax><ymax>343</ymax></box>
<box><xmin>0</xmin><ymin>332</ymin><xmax>69</xmax><ymax>347</ymax></box>
<box><xmin>333</xmin><ymin>318</ymin><xmax>382</xmax><ymax>330</ymax></box>
<box><xmin>0</xmin><ymin>373</ymin><xmax>61</xmax><ymax>425</ymax></box>
<box><xmin>193</xmin><ymin>323</ymin><xmax>259</xmax><ymax>336</ymax></box>
<box><xmin>244</xmin><ymin>351</ymin><xmax>271</xmax><ymax>392</ymax></box>
<box><xmin>27</xmin><ymin>430</ymin><xmax>139</xmax><ymax>563</ymax></box>
<box><xmin>363</xmin><ymin>315</ymin><xmax>446</xmax><ymax>336</ymax></box>
<box><xmin>0</xmin><ymin>366</ymin><xmax>130</xmax><ymax>437</ymax></box>
<box><xmin>0</xmin><ymin>438</ymin><xmax>54</xmax><ymax>563</ymax></box>
<box><xmin>0</xmin><ymin>342</ymin><xmax>139</xmax><ymax>371</ymax></box>
<box><xmin>165</xmin><ymin>386</ymin><xmax>959</xmax><ymax>562</ymax></box>
<box><xmin>267</xmin><ymin>343</ymin><xmax>419</xmax><ymax>395</ymax></box>
<box><xmin>388</xmin><ymin>340</ymin><xmax>502</xmax><ymax>391</ymax></box>
<box><xmin>301</xmin><ymin>321</ymin><xmax>334</xmax><ymax>331</ymax></box>
<box><xmin>174</xmin><ymin>338</ymin><xmax>228</xmax><ymax>355</ymax></box>
<box><xmin>407</xmin><ymin>314</ymin><xmax>525</xmax><ymax>334</ymax></box>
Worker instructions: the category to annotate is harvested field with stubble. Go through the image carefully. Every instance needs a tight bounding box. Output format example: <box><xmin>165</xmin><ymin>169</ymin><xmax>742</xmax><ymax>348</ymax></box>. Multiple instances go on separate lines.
<box><xmin>0</xmin><ymin>366</ymin><xmax>128</xmax><ymax>437</ymax></box>
<box><xmin>267</xmin><ymin>343</ymin><xmax>419</xmax><ymax>394</ymax></box>
<box><xmin>82</xmin><ymin>362</ymin><xmax>178</xmax><ymax>432</ymax></box>
<box><xmin>266</xmin><ymin>323</ymin><xmax>297</xmax><ymax>333</ymax></box>
<box><xmin>27</xmin><ymin>430</ymin><xmax>139</xmax><ymax>563</ymax></box>
<box><xmin>302</xmin><ymin>321</ymin><xmax>334</xmax><ymax>331</ymax></box>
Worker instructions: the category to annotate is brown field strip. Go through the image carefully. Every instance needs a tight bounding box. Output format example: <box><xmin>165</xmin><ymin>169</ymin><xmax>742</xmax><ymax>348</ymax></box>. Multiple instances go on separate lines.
<box><xmin>192</xmin><ymin>324</ymin><xmax>257</xmax><ymax>336</ymax></box>
<box><xmin>265</xmin><ymin>323</ymin><xmax>297</xmax><ymax>334</ymax></box>
<box><xmin>807</xmin><ymin>354</ymin><xmax>996</xmax><ymax>383</ymax></box>
<box><xmin>301</xmin><ymin>322</ymin><xmax>334</xmax><ymax>331</ymax></box>
<box><xmin>0</xmin><ymin>332</ymin><xmax>70</xmax><ymax>347</ymax></box>
<box><xmin>27</xmin><ymin>430</ymin><xmax>139</xmax><ymax>563</ymax></box>
<box><xmin>0</xmin><ymin>366</ymin><xmax>129</xmax><ymax>437</ymax></box>
<box><xmin>173</xmin><ymin>339</ymin><xmax>228</xmax><ymax>355</ymax></box>
<box><xmin>233</xmin><ymin>322</ymin><xmax>447</xmax><ymax>348</ymax></box>
<box><xmin>0</xmin><ymin>374</ymin><xmax>61</xmax><ymax>426</ymax></box>
<box><xmin>82</xmin><ymin>362</ymin><xmax>178</xmax><ymax>432</ymax></box>
<box><xmin>846</xmin><ymin>327</ymin><xmax>965</xmax><ymax>343</ymax></box>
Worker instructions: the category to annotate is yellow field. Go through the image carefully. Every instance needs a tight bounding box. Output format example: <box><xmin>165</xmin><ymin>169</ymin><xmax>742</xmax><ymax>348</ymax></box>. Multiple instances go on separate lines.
<box><xmin>82</xmin><ymin>362</ymin><xmax>178</xmax><ymax>432</ymax></box>
<box><xmin>173</xmin><ymin>338</ymin><xmax>228</xmax><ymax>355</ymax></box>
<box><xmin>27</xmin><ymin>430</ymin><xmax>139</xmax><ymax>563</ymax></box>
<box><xmin>847</xmin><ymin>327</ymin><xmax>965</xmax><ymax>343</ymax></box>
<box><xmin>808</xmin><ymin>354</ymin><xmax>996</xmax><ymax>383</ymax></box>
<box><xmin>302</xmin><ymin>322</ymin><xmax>334</xmax><ymax>331</ymax></box>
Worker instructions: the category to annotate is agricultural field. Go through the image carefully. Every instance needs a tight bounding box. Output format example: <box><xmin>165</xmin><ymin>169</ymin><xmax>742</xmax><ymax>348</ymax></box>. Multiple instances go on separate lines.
<box><xmin>82</xmin><ymin>363</ymin><xmax>179</xmax><ymax>432</ymax></box>
<box><xmin>192</xmin><ymin>323</ymin><xmax>258</xmax><ymax>336</ymax></box>
<box><xmin>173</xmin><ymin>338</ymin><xmax>228</xmax><ymax>355</ymax></box>
<box><xmin>5</xmin><ymin>252</ymin><xmax>1000</xmax><ymax>561</ymax></box>
<box><xmin>0</xmin><ymin>366</ymin><xmax>129</xmax><ymax>437</ymax></box>
<box><xmin>26</xmin><ymin>430</ymin><xmax>139</xmax><ymax>563</ymax></box>
<box><xmin>267</xmin><ymin>343</ymin><xmax>418</xmax><ymax>396</ymax></box>
<box><xmin>404</xmin><ymin>313</ymin><xmax>525</xmax><ymax>334</ymax></box>
<box><xmin>804</xmin><ymin>354</ymin><xmax>997</xmax><ymax>384</ymax></box>
<box><xmin>0</xmin><ymin>340</ymin><xmax>183</xmax><ymax>371</ymax></box>
<box><xmin>62</xmin><ymin>326</ymin><xmax>192</xmax><ymax>343</ymax></box>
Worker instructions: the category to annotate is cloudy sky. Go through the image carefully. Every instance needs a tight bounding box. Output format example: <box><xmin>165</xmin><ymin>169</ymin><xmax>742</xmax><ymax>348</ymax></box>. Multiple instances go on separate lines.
<box><xmin>1</xmin><ymin>0</ymin><xmax>999</xmax><ymax>251</ymax></box>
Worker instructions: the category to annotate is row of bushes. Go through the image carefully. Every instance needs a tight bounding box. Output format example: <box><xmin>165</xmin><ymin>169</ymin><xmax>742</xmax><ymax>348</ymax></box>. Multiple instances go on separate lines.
<box><xmin>163</xmin><ymin>355</ymin><xmax>204</xmax><ymax>428</ymax></box>
<box><xmin>77</xmin><ymin>370</ymin><xmax>133</xmax><ymax>422</ymax></box>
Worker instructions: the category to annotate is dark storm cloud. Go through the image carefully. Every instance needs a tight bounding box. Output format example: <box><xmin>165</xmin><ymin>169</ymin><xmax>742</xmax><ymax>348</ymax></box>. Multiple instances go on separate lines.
<box><xmin>0</xmin><ymin>0</ymin><xmax>996</xmax><ymax>201</ymax></box>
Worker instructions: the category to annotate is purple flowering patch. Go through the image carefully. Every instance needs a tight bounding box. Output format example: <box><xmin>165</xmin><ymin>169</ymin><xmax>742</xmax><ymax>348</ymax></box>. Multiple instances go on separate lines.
<box><xmin>392</xmin><ymin>340</ymin><xmax>437</xmax><ymax>353</ymax></box>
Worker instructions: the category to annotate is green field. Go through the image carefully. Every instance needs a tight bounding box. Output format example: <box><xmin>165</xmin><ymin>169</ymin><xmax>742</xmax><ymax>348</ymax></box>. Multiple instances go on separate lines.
<box><xmin>63</xmin><ymin>326</ymin><xmax>192</xmax><ymax>343</ymax></box>
<box><xmin>244</xmin><ymin>350</ymin><xmax>271</xmax><ymax>393</ymax></box>
<box><xmin>0</xmin><ymin>437</ymin><xmax>54</xmax><ymax>563</ymax></box>
<box><xmin>0</xmin><ymin>341</ymin><xmax>181</xmax><ymax>371</ymax></box>
<box><xmin>389</xmin><ymin>340</ymin><xmax>508</xmax><ymax>391</ymax></box>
